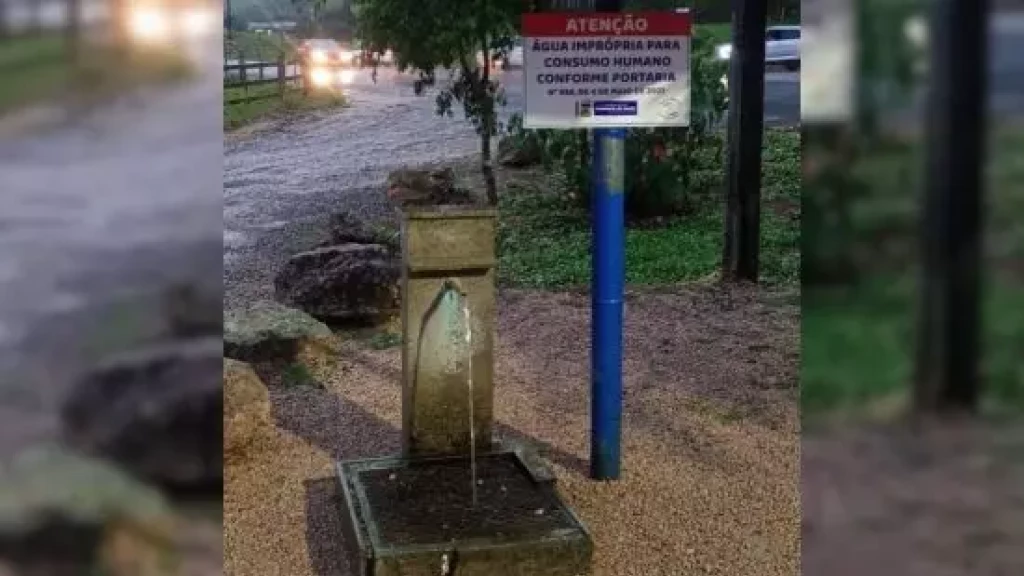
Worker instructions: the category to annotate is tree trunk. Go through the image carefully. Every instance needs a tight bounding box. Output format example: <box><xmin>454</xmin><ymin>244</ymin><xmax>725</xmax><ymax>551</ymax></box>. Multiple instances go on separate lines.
<box><xmin>226</xmin><ymin>0</ymin><xmax>234</xmax><ymax>40</ymax></box>
<box><xmin>477</xmin><ymin>38</ymin><xmax>499</xmax><ymax>206</ymax></box>
<box><xmin>0</xmin><ymin>1</ymin><xmax>8</xmax><ymax>40</ymax></box>
<box><xmin>722</xmin><ymin>0</ymin><xmax>767</xmax><ymax>282</ymax></box>
<box><xmin>481</xmin><ymin>132</ymin><xmax>498</xmax><ymax>205</ymax></box>
<box><xmin>913</xmin><ymin>0</ymin><xmax>986</xmax><ymax>415</ymax></box>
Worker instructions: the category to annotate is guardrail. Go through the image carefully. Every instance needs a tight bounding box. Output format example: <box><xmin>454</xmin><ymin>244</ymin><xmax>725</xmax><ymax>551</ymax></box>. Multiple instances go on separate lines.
<box><xmin>223</xmin><ymin>56</ymin><xmax>303</xmax><ymax>104</ymax></box>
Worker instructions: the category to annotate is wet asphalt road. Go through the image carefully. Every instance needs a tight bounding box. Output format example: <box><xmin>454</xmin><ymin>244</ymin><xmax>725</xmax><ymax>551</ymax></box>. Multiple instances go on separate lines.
<box><xmin>0</xmin><ymin>36</ymin><xmax>223</xmax><ymax>458</ymax></box>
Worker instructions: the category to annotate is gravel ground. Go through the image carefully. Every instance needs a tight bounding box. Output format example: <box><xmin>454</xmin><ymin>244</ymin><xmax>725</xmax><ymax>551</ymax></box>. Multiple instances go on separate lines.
<box><xmin>224</xmin><ymin>283</ymin><xmax>801</xmax><ymax>576</ymax></box>
<box><xmin>803</xmin><ymin>420</ymin><xmax>1024</xmax><ymax>576</ymax></box>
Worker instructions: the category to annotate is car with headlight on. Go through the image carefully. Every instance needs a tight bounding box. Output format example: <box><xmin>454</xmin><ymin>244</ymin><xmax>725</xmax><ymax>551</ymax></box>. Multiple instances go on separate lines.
<box><xmin>298</xmin><ymin>39</ymin><xmax>359</xmax><ymax>89</ymax></box>
<box><xmin>357</xmin><ymin>46</ymin><xmax>395</xmax><ymax>67</ymax></box>
<box><xmin>476</xmin><ymin>37</ymin><xmax>524</xmax><ymax>71</ymax></box>
<box><xmin>126</xmin><ymin>0</ymin><xmax>217</xmax><ymax>43</ymax></box>
<box><xmin>495</xmin><ymin>37</ymin><xmax>524</xmax><ymax>70</ymax></box>
<box><xmin>299</xmin><ymin>39</ymin><xmax>361</xmax><ymax>66</ymax></box>
<box><xmin>715</xmin><ymin>25</ymin><xmax>801</xmax><ymax>71</ymax></box>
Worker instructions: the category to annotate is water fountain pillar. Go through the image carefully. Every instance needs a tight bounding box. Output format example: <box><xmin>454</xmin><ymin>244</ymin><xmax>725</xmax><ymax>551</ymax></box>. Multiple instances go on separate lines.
<box><xmin>400</xmin><ymin>207</ymin><xmax>497</xmax><ymax>456</ymax></box>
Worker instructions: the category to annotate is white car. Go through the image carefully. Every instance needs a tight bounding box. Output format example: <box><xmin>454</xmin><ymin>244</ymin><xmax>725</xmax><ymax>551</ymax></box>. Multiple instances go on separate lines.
<box><xmin>298</xmin><ymin>39</ymin><xmax>358</xmax><ymax>88</ymax></box>
<box><xmin>477</xmin><ymin>37</ymin><xmax>523</xmax><ymax>71</ymax></box>
<box><xmin>716</xmin><ymin>25</ymin><xmax>801</xmax><ymax>70</ymax></box>
<box><xmin>497</xmin><ymin>38</ymin><xmax>524</xmax><ymax>69</ymax></box>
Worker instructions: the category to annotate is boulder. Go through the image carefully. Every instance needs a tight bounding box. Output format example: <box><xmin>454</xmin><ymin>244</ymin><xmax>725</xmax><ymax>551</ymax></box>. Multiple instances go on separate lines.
<box><xmin>59</xmin><ymin>337</ymin><xmax>223</xmax><ymax>493</ymax></box>
<box><xmin>497</xmin><ymin>134</ymin><xmax>543</xmax><ymax>168</ymax></box>
<box><xmin>224</xmin><ymin>300</ymin><xmax>335</xmax><ymax>363</ymax></box>
<box><xmin>161</xmin><ymin>281</ymin><xmax>221</xmax><ymax>338</ymax></box>
<box><xmin>386</xmin><ymin>167</ymin><xmax>476</xmax><ymax>207</ymax></box>
<box><xmin>274</xmin><ymin>243</ymin><xmax>400</xmax><ymax>323</ymax></box>
<box><xmin>223</xmin><ymin>359</ymin><xmax>273</xmax><ymax>462</ymax></box>
<box><xmin>319</xmin><ymin>211</ymin><xmax>397</xmax><ymax>250</ymax></box>
<box><xmin>0</xmin><ymin>444</ymin><xmax>175</xmax><ymax>576</ymax></box>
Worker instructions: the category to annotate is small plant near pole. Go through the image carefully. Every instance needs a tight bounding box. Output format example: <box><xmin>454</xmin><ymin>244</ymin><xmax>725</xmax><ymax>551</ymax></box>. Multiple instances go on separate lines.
<box><xmin>278</xmin><ymin>55</ymin><xmax>286</xmax><ymax>100</ymax></box>
<box><xmin>239</xmin><ymin>51</ymin><xmax>248</xmax><ymax>100</ymax></box>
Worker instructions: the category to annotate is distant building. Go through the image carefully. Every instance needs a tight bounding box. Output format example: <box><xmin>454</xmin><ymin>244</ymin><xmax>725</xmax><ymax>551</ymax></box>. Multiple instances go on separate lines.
<box><xmin>247</xmin><ymin>21</ymin><xmax>298</xmax><ymax>33</ymax></box>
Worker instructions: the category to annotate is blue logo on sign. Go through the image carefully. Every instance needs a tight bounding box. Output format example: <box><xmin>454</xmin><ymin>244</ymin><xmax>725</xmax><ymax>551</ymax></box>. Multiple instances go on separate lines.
<box><xmin>593</xmin><ymin>100</ymin><xmax>638</xmax><ymax>116</ymax></box>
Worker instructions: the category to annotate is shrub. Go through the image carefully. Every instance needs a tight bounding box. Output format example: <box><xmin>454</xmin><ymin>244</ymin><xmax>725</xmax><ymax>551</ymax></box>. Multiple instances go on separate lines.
<box><xmin>504</xmin><ymin>33</ymin><xmax>728</xmax><ymax>220</ymax></box>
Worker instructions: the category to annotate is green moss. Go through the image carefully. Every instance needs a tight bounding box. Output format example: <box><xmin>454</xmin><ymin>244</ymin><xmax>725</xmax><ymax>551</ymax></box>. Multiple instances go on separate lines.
<box><xmin>281</xmin><ymin>362</ymin><xmax>319</xmax><ymax>388</ymax></box>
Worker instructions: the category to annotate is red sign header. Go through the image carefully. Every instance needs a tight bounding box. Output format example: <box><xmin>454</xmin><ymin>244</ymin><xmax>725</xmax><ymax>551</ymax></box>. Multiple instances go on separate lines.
<box><xmin>522</xmin><ymin>12</ymin><xmax>692</xmax><ymax>37</ymax></box>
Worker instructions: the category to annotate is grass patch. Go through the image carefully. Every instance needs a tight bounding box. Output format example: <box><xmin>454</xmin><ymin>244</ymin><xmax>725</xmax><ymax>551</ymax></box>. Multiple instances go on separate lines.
<box><xmin>224</xmin><ymin>83</ymin><xmax>347</xmax><ymax>130</ymax></box>
<box><xmin>803</xmin><ymin>277</ymin><xmax>1024</xmax><ymax>416</ymax></box>
<box><xmin>281</xmin><ymin>362</ymin><xmax>319</xmax><ymax>388</ymax></box>
<box><xmin>366</xmin><ymin>332</ymin><xmax>403</xmax><ymax>350</ymax></box>
<box><xmin>0</xmin><ymin>35</ymin><xmax>67</xmax><ymax>111</ymax></box>
<box><xmin>0</xmin><ymin>35</ymin><xmax>193</xmax><ymax>114</ymax></box>
<box><xmin>802</xmin><ymin>126</ymin><xmax>1024</xmax><ymax>417</ymax></box>
<box><xmin>496</xmin><ymin>128</ymin><xmax>801</xmax><ymax>288</ymax></box>
<box><xmin>225</xmin><ymin>31</ymin><xmax>297</xmax><ymax>61</ymax></box>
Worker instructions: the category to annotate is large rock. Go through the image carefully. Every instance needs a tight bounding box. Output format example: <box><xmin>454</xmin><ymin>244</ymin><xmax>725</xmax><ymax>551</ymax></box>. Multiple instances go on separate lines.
<box><xmin>59</xmin><ymin>337</ymin><xmax>223</xmax><ymax>493</ymax></box>
<box><xmin>274</xmin><ymin>243</ymin><xmax>400</xmax><ymax>323</ymax></box>
<box><xmin>160</xmin><ymin>282</ymin><xmax>221</xmax><ymax>338</ymax></box>
<box><xmin>0</xmin><ymin>445</ymin><xmax>175</xmax><ymax>576</ymax></box>
<box><xmin>223</xmin><ymin>360</ymin><xmax>273</xmax><ymax>463</ymax></box>
<box><xmin>319</xmin><ymin>211</ymin><xmax>397</xmax><ymax>251</ymax></box>
<box><xmin>497</xmin><ymin>134</ymin><xmax>543</xmax><ymax>167</ymax></box>
<box><xmin>386</xmin><ymin>167</ymin><xmax>476</xmax><ymax>207</ymax></box>
<box><xmin>224</xmin><ymin>300</ymin><xmax>334</xmax><ymax>362</ymax></box>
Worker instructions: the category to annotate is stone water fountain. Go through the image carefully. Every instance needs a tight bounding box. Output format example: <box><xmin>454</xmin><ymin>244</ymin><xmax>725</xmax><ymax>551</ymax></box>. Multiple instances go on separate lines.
<box><xmin>336</xmin><ymin>206</ymin><xmax>593</xmax><ymax>576</ymax></box>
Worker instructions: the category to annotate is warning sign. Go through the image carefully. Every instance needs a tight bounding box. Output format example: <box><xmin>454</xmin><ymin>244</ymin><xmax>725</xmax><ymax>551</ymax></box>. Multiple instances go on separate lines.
<box><xmin>521</xmin><ymin>11</ymin><xmax>692</xmax><ymax>129</ymax></box>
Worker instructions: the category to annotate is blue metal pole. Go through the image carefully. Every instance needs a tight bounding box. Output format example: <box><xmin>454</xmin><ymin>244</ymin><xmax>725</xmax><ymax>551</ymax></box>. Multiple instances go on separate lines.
<box><xmin>590</xmin><ymin>127</ymin><xmax>625</xmax><ymax>480</ymax></box>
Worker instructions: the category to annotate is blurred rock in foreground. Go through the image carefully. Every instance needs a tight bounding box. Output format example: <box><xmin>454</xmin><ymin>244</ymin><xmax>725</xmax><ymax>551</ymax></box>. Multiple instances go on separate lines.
<box><xmin>59</xmin><ymin>337</ymin><xmax>223</xmax><ymax>494</ymax></box>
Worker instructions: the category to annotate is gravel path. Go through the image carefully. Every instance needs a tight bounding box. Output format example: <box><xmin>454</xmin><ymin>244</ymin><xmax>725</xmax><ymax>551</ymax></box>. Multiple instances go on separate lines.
<box><xmin>223</xmin><ymin>67</ymin><xmax>523</xmax><ymax>310</ymax></box>
<box><xmin>803</xmin><ymin>420</ymin><xmax>1024</xmax><ymax>576</ymax></box>
<box><xmin>224</xmin><ymin>283</ymin><xmax>801</xmax><ymax>576</ymax></box>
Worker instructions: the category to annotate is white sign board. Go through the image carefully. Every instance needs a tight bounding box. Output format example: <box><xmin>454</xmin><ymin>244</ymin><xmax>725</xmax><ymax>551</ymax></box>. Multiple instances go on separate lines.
<box><xmin>521</xmin><ymin>11</ymin><xmax>692</xmax><ymax>129</ymax></box>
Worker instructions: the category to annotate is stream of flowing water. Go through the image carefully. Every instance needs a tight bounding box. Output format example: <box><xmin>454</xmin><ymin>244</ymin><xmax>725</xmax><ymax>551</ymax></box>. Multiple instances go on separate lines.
<box><xmin>462</xmin><ymin>298</ymin><xmax>478</xmax><ymax>508</ymax></box>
